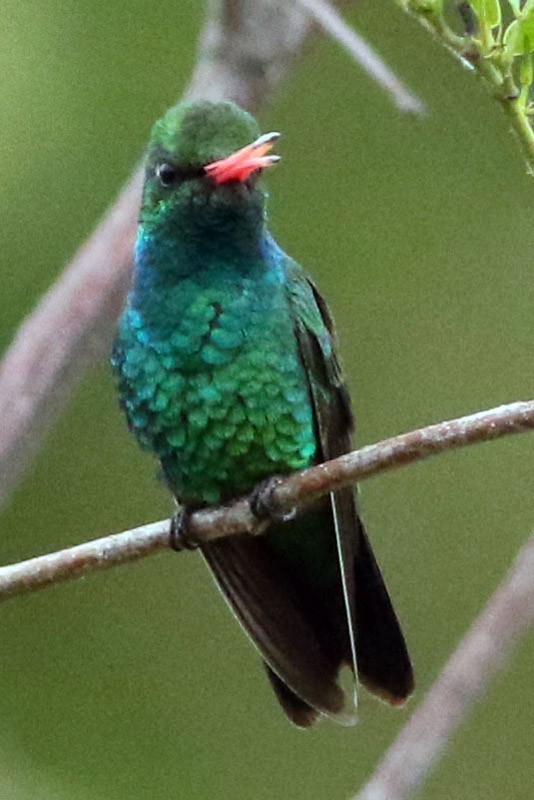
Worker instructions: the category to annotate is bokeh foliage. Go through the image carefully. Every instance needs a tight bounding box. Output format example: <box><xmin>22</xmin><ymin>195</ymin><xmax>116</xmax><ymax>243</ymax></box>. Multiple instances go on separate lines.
<box><xmin>1</xmin><ymin>1</ymin><xmax>533</xmax><ymax>798</ymax></box>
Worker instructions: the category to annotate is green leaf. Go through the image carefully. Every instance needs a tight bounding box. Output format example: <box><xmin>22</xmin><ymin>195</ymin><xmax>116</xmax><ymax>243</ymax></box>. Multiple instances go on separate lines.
<box><xmin>409</xmin><ymin>0</ymin><xmax>443</xmax><ymax>11</ymax></box>
<box><xmin>507</xmin><ymin>0</ymin><xmax>521</xmax><ymax>15</ymax></box>
<box><xmin>520</xmin><ymin>52</ymin><xmax>533</xmax><ymax>85</ymax></box>
<box><xmin>469</xmin><ymin>0</ymin><xmax>502</xmax><ymax>27</ymax></box>
<box><xmin>505</xmin><ymin>9</ymin><xmax>534</xmax><ymax>52</ymax></box>
<box><xmin>520</xmin><ymin>10</ymin><xmax>534</xmax><ymax>51</ymax></box>
<box><xmin>504</xmin><ymin>19</ymin><xmax>521</xmax><ymax>53</ymax></box>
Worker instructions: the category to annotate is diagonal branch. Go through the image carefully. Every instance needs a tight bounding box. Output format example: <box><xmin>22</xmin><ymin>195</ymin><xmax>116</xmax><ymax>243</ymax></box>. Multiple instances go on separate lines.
<box><xmin>296</xmin><ymin>0</ymin><xmax>425</xmax><ymax>113</ymax></box>
<box><xmin>1</xmin><ymin>399</ymin><xmax>533</xmax><ymax>602</ymax></box>
<box><xmin>354</xmin><ymin>530</ymin><xmax>534</xmax><ymax>800</ymax></box>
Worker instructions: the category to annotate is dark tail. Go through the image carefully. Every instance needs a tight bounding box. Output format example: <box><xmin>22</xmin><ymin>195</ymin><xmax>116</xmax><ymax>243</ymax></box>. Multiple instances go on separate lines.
<box><xmin>201</xmin><ymin>500</ymin><xmax>413</xmax><ymax>726</ymax></box>
<box><xmin>353</xmin><ymin>518</ymin><xmax>414</xmax><ymax>704</ymax></box>
<box><xmin>201</xmin><ymin>533</ymin><xmax>352</xmax><ymax>727</ymax></box>
<box><xmin>330</xmin><ymin>483</ymin><xmax>414</xmax><ymax>706</ymax></box>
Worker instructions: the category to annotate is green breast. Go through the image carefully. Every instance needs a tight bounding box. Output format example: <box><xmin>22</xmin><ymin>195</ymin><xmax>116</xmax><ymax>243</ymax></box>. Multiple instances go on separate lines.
<box><xmin>113</xmin><ymin>268</ymin><xmax>317</xmax><ymax>505</ymax></box>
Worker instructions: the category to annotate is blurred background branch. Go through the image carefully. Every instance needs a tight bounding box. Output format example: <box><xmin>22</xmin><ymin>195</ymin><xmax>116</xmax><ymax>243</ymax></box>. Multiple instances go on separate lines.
<box><xmin>296</xmin><ymin>0</ymin><xmax>426</xmax><ymax>112</ymax></box>
<box><xmin>356</xmin><ymin>530</ymin><xmax>534</xmax><ymax>800</ymax></box>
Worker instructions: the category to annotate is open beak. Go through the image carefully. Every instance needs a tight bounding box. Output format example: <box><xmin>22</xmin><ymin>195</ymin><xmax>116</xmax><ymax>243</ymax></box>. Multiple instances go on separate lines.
<box><xmin>204</xmin><ymin>132</ymin><xmax>281</xmax><ymax>184</ymax></box>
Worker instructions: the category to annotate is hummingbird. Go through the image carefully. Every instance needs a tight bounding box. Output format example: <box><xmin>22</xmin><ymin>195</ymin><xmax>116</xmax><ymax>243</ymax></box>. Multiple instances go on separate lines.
<box><xmin>112</xmin><ymin>100</ymin><xmax>413</xmax><ymax>726</ymax></box>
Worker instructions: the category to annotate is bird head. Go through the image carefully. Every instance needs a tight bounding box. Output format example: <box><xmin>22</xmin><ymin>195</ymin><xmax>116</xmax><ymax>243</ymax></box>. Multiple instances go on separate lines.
<box><xmin>140</xmin><ymin>100</ymin><xmax>280</xmax><ymax>239</ymax></box>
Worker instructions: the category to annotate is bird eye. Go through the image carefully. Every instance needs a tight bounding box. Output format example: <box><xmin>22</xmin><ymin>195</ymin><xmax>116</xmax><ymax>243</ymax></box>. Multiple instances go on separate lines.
<box><xmin>157</xmin><ymin>163</ymin><xmax>178</xmax><ymax>187</ymax></box>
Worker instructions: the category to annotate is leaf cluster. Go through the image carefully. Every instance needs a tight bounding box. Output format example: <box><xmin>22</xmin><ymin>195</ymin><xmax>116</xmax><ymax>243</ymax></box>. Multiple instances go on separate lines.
<box><xmin>401</xmin><ymin>0</ymin><xmax>534</xmax><ymax>170</ymax></box>
<box><xmin>468</xmin><ymin>0</ymin><xmax>534</xmax><ymax>108</ymax></box>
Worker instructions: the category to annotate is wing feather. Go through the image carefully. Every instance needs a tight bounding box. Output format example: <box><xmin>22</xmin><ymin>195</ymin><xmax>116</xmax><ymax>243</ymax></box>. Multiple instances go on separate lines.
<box><xmin>286</xmin><ymin>258</ymin><xmax>414</xmax><ymax>705</ymax></box>
<box><xmin>199</xmin><ymin>248</ymin><xmax>413</xmax><ymax>726</ymax></box>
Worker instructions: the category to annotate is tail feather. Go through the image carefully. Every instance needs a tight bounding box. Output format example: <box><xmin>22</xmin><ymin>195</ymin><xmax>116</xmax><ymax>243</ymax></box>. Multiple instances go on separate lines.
<box><xmin>329</xmin><ymin>485</ymin><xmax>414</xmax><ymax>705</ymax></box>
<box><xmin>353</xmin><ymin>520</ymin><xmax>414</xmax><ymax>704</ymax></box>
<box><xmin>201</xmin><ymin>499</ymin><xmax>413</xmax><ymax>723</ymax></box>
<box><xmin>201</xmin><ymin>534</ymin><xmax>350</xmax><ymax>722</ymax></box>
<box><xmin>264</xmin><ymin>663</ymin><xmax>319</xmax><ymax>728</ymax></box>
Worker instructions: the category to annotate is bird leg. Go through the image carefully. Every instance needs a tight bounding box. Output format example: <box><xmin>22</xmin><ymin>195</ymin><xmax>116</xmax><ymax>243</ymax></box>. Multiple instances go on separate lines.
<box><xmin>170</xmin><ymin>508</ymin><xmax>200</xmax><ymax>551</ymax></box>
<box><xmin>249</xmin><ymin>476</ymin><xmax>297</xmax><ymax>526</ymax></box>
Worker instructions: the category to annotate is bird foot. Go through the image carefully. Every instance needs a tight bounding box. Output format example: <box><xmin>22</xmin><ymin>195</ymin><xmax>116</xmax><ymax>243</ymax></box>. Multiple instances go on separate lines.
<box><xmin>170</xmin><ymin>508</ymin><xmax>200</xmax><ymax>551</ymax></box>
<box><xmin>249</xmin><ymin>476</ymin><xmax>297</xmax><ymax>526</ymax></box>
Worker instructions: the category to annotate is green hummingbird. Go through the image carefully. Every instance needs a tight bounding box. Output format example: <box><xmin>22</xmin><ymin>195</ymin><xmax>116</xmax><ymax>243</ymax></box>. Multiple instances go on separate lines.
<box><xmin>112</xmin><ymin>100</ymin><xmax>413</xmax><ymax>726</ymax></box>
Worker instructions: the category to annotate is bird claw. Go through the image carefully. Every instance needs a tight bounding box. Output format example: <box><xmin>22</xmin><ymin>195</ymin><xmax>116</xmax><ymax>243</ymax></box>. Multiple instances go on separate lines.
<box><xmin>249</xmin><ymin>476</ymin><xmax>297</xmax><ymax>525</ymax></box>
<box><xmin>170</xmin><ymin>508</ymin><xmax>200</xmax><ymax>551</ymax></box>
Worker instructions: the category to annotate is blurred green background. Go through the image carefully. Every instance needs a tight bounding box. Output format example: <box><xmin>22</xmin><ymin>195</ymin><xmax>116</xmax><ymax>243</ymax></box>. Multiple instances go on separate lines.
<box><xmin>1</xmin><ymin>1</ymin><xmax>533</xmax><ymax>798</ymax></box>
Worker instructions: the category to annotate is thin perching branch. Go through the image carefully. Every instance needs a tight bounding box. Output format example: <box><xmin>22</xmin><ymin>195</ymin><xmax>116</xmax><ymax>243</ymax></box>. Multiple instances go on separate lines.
<box><xmin>1</xmin><ymin>399</ymin><xmax>534</xmax><ymax>602</ymax></box>
<box><xmin>355</xmin><ymin>530</ymin><xmax>534</xmax><ymax>800</ymax></box>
